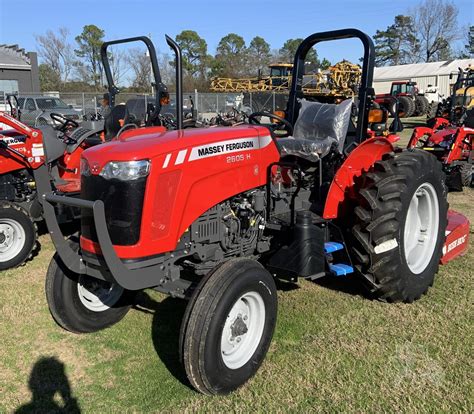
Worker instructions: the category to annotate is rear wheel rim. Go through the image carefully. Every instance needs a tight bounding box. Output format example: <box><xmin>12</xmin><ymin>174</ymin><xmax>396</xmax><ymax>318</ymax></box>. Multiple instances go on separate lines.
<box><xmin>220</xmin><ymin>291</ymin><xmax>265</xmax><ymax>370</ymax></box>
<box><xmin>77</xmin><ymin>275</ymin><xmax>124</xmax><ymax>312</ymax></box>
<box><xmin>0</xmin><ymin>218</ymin><xmax>26</xmax><ymax>262</ymax></box>
<box><xmin>403</xmin><ymin>182</ymin><xmax>439</xmax><ymax>274</ymax></box>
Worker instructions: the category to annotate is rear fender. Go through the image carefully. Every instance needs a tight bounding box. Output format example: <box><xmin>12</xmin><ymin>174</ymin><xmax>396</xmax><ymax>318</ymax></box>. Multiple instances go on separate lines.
<box><xmin>323</xmin><ymin>137</ymin><xmax>394</xmax><ymax>219</ymax></box>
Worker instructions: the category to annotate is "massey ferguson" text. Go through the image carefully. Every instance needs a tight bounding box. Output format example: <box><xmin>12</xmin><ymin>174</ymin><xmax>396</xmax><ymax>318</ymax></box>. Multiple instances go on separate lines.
<box><xmin>197</xmin><ymin>140</ymin><xmax>254</xmax><ymax>157</ymax></box>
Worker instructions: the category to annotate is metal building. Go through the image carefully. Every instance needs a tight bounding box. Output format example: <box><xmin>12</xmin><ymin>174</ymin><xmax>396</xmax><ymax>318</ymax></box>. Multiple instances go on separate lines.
<box><xmin>374</xmin><ymin>59</ymin><xmax>474</xmax><ymax>98</ymax></box>
<box><xmin>0</xmin><ymin>44</ymin><xmax>40</xmax><ymax>99</ymax></box>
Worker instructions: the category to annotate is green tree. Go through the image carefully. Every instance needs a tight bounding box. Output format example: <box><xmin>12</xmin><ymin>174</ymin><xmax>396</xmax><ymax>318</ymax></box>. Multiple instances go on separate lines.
<box><xmin>248</xmin><ymin>36</ymin><xmax>271</xmax><ymax>74</ymax></box>
<box><xmin>374</xmin><ymin>15</ymin><xmax>419</xmax><ymax>66</ymax></box>
<box><xmin>74</xmin><ymin>25</ymin><xmax>105</xmax><ymax>87</ymax></box>
<box><xmin>279</xmin><ymin>38</ymin><xmax>318</xmax><ymax>71</ymax></box>
<box><xmin>175</xmin><ymin>30</ymin><xmax>209</xmax><ymax>78</ymax></box>
<box><xmin>319</xmin><ymin>58</ymin><xmax>332</xmax><ymax>70</ymax></box>
<box><xmin>213</xmin><ymin>33</ymin><xmax>248</xmax><ymax>77</ymax></box>
<box><xmin>38</xmin><ymin>63</ymin><xmax>60</xmax><ymax>91</ymax></box>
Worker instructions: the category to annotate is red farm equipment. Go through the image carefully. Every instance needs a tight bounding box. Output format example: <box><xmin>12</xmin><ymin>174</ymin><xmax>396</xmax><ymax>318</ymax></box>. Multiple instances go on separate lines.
<box><xmin>37</xmin><ymin>29</ymin><xmax>469</xmax><ymax>395</ymax></box>
<box><xmin>0</xmin><ymin>36</ymin><xmax>184</xmax><ymax>269</ymax></box>
<box><xmin>408</xmin><ymin>68</ymin><xmax>474</xmax><ymax>190</ymax></box>
<box><xmin>375</xmin><ymin>81</ymin><xmax>429</xmax><ymax>118</ymax></box>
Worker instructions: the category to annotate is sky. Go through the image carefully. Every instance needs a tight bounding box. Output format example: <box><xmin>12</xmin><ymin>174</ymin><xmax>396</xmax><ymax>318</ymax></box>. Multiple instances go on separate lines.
<box><xmin>0</xmin><ymin>0</ymin><xmax>472</xmax><ymax>64</ymax></box>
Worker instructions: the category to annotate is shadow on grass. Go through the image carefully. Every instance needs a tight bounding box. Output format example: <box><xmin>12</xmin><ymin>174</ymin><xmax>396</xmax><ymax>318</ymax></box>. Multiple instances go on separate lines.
<box><xmin>134</xmin><ymin>291</ymin><xmax>190</xmax><ymax>388</ymax></box>
<box><xmin>15</xmin><ymin>356</ymin><xmax>81</xmax><ymax>413</ymax></box>
<box><xmin>132</xmin><ymin>274</ymin><xmax>368</xmax><ymax>389</ymax></box>
<box><xmin>312</xmin><ymin>274</ymin><xmax>371</xmax><ymax>299</ymax></box>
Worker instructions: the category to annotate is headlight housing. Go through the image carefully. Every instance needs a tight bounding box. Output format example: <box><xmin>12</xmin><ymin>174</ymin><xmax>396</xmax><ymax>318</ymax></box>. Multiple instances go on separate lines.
<box><xmin>99</xmin><ymin>160</ymin><xmax>150</xmax><ymax>181</ymax></box>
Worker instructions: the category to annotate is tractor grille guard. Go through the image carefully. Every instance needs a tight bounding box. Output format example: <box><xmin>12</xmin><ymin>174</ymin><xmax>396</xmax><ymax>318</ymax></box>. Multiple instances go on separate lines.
<box><xmin>36</xmin><ymin>165</ymin><xmax>187</xmax><ymax>293</ymax></box>
<box><xmin>42</xmin><ymin>192</ymin><xmax>164</xmax><ymax>291</ymax></box>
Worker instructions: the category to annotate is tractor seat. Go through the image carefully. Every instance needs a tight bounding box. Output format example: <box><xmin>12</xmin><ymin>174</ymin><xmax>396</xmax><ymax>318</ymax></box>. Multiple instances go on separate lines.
<box><xmin>104</xmin><ymin>104</ymin><xmax>129</xmax><ymax>141</ymax></box>
<box><xmin>36</xmin><ymin>125</ymin><xmax>67</xmax><ymax>163</ymax></box>
<box><xmin>84</xmin><ymin>135</ymin><xmax>103</xmax><ymax>146</ymax></box>
<box><xmin>278</xmin><ymin>99</ymin><xmax>352</xmax><ymax>162</ymax></box>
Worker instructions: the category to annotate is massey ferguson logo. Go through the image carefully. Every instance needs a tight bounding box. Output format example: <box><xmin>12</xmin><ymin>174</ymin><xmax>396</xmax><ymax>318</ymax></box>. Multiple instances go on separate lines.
<box><xmin>197</xmin><ymin>140</ymin><xmax>255</xmax><ymax>157</ymax></box>
<box><xmin>91</xmin><ymin>163</ymin><xmax>100</xmax><ymax>174</ymax></box>
<box><xmin>0</xmin><ymin>136</ymin><xmax>26</xmax><ymax>146</ymax></box>
<box><xmin>161</xmin><ymin>135</ymin><xmax>273</xmax><ymax>169</ymax></box>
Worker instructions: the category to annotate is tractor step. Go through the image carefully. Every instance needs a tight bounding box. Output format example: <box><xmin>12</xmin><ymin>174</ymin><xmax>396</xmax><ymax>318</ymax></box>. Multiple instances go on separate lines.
<box><xmin>329</xmin><ymin>263</ymin><xmax>354</xmax><ymax>276</ymax></box>
<box><xmin>324</xmin><ymin>242</ymin><xmax>344</xmax><ymax>254</ymax></box>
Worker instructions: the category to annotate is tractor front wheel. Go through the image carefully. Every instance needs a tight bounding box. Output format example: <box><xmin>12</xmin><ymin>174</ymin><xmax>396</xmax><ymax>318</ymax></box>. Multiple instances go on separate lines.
<box><xmin>349</xmin><ymin>150</ymin><xmax>448</xmax><ymax>303</ymax></box>
<box><xmin>180</xmin><ymin>258</ymin><xmax>277</xmax><ymax>395</ymax></box>
<box><xmin>0</xmin><ymin>202</ymin><xmax>37</xmax><ymax>270</ymax></box>
<box><xmin>45</xmin><ymin>243</ymin><xmax>135</xmax><ymax>333</ymax></box>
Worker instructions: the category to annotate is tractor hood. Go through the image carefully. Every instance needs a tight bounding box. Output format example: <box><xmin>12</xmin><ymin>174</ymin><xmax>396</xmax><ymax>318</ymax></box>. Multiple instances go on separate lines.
<box><xmin>81</xmin><ymin>125</ymin><xmax>273</xmax><ymax>173</ymax></box>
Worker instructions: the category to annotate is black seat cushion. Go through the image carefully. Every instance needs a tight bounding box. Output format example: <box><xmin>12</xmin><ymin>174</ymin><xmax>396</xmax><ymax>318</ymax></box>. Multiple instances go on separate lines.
<box><xmin>36</xmin><ymin>125</ymin><xmax>67</xmax><ymax>163</ymax></box>
<box><xmin>104</xmin><ymin>104</ymin><xmax>129</xmax><ymax>141</ymax></box>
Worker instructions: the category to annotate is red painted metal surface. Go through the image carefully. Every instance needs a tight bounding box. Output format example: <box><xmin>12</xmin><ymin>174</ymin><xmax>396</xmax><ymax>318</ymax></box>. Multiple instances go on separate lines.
<box><xmin>441</xmin><ymin>210</ymin><xmax>470</xmax><ymax>264</ymax></box>
<box><xmin>80</xmin><ymin>125</ymin><xmax>280</xmax><ymax>258</ymax></box>
<box><xmin>322</xmin><ymin>137</ymin><xmax>394</xmax><ymax>219</ymax></box>
<box><xmin>0</xmin><ymin>112</ymin><xmax>45</xmax><ymax>173</ymax></box>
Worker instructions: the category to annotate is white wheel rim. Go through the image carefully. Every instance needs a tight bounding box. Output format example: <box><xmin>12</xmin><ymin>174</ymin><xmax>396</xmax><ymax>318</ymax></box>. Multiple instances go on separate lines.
<box><xmin>403</xmin><ymin>182</ymin><xmax>439</xmax><ymax>274</ymax></box>
<box><xmin>220</xmin><ymin>291</ymin><xmax>265</xmax><ymax>370</ymax></box>
<box><xmin>0</xmin><ymin>218</ymin><xmax>26</xmax><ymax>262</ymax></box>
<box><xmin>77</xmin><ymin>275</ymin><xmax>124</xmax><ymax>312</ymax></box>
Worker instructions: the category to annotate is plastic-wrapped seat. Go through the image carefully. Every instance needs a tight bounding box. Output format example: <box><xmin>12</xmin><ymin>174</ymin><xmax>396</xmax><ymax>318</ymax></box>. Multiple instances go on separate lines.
<box><xmin>278</xmin><ymin>99</ymin><xmax>352</xmax><ymax>162</ymax></box>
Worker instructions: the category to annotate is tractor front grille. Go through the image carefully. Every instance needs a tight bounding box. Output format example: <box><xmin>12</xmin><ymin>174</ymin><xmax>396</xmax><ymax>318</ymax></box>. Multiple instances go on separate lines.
<box><xmin>81</xmin><ymin>174</ymin><xmax>147</xmax><ymax>246</ymax></box>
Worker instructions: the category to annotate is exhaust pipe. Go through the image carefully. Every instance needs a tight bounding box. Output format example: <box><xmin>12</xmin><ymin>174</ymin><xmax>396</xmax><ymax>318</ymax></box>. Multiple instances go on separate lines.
<box><xmin>166</xmin><ymin>35</ymin><xmax>183</xmax><ymax>130</ymax></box>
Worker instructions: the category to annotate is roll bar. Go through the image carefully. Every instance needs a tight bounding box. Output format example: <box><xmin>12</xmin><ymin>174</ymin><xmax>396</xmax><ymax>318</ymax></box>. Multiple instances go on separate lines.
<box><xmin>286</xmin><ymin>28</ymin><xmax>376</xmax><ymax>145</ymax></box>
<box><xmin>101</xmin><ymin>36</ymin><xmax>168</xmax><ymax>113</ymax></box>
<box><xmin>101</xmin><ymin>35</ymin><xmax>184</xmax><ymax>129</ymax></box>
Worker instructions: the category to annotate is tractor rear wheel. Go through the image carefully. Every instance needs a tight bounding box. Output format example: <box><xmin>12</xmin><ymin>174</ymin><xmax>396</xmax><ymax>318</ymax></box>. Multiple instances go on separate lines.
<box><xmin>45</xmin><ymin>239</ymin><xmax>136</xmax><ymax>333</ymax></box>
<box><xmin>180</xmin><ymin>258</ymin><xmax>277</xmax><ymax>395</ymax></box>
<box><xmin>415</xmin><ymin>95</ymin><xmax>429</xmax><ymax>116</ymax></box>
<box><xmin>398</xmin><ymin>96</ymin><xmax>415</xmax><ymax>118</ymax></box>
<box><xmin>348</xmin><ymin>150</ymin><xmax>448</xmax><ymax>303</ymax></box>
<box><xmin>459</xmin><ymin>161</ymin><xmax>473</xmax><ymax>187</ymax></box>
<box><xmin>0</xmin><ymin>202</ymin><xmax>37</xmax><ymax>270</ymax></box>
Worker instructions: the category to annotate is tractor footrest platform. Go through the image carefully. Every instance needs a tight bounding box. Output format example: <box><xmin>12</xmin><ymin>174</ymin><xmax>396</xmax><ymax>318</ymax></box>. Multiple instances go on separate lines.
<box><xmin>324</xmin><ymin>242</ymin><xmax>344</xmax><ymax>254</ymax></box>
<box><xmin>329</xmin><ymin>263</ymin><xmax>354</xmax><ymax>276</ymax></box>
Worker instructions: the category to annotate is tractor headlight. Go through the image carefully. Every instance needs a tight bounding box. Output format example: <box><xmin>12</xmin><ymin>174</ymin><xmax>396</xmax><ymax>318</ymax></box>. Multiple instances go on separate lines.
<box><xmin>99</xmin><ymin>160</ymin><xmax>150</xmax><ymax>181</ymax></box>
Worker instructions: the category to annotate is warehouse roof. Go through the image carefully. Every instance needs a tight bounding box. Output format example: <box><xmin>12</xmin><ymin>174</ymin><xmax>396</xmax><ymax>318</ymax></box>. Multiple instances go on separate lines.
<box><xmin>0</xmin><ymin>44</ymin><xmax>31</xmax><ymax>70</ymax></box>
<box><xmin>374</xmin><ymin>59</ymin><xmax>474</xmax><ymax>80</ymax></box>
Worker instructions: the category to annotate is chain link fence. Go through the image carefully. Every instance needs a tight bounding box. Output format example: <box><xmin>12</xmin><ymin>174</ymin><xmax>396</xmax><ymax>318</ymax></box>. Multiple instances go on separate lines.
<box><xmin>3</xmin><ymin>90</ymin><xmax>283</xmax><ymax>127</ymax></box>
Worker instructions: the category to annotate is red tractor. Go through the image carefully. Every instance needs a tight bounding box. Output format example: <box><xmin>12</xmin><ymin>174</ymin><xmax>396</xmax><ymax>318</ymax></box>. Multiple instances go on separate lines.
<box><xmin>39</xmin><ymin>30</ymin><xmax>469</xmax><ymax>395</ymax></box>
<box><xmin>0</xmin><ymin>36</ymin><xmax>183</xmax><ymax>270</ymax></box>
<box><xmin>408</xmin><ymin>69</ymin><xmax>474</xmax><ymax>190</ymax></box>
<box><xmin>375</xmin><ymin>81</ymin><xmax>429</xmax><ymax>118</ymax></box>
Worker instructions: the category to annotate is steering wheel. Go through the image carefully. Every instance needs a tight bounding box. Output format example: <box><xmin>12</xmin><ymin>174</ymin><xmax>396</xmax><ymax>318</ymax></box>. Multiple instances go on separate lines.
<box><xmin>248</xmin><ymin>111</ymin><xmax>293</xmax><ymax>136</ymax></box>
<box><xmin>50</xmin><ymin>112</ymin><xmax>79</xmax><ymax>132</ymax></box>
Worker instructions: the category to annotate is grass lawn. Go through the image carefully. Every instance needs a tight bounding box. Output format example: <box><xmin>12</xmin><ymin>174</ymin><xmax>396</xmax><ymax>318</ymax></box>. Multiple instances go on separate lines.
<box><xmin>0</xmin><ymin>118</ymin><xmax>472</xmax><ymax>413</ymax></box>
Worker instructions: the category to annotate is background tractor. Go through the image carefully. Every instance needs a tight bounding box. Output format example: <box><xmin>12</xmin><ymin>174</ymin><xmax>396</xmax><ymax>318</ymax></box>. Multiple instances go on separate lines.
<box><xmin>210</xmin><ymin>60</ymin><xmax>361</xmax><ymax>113</ymax></box>
<box><xmin>38</xmin><ymin>29</ymin><xmax>468</xmax><ymax>396</ymax></box>
<box><xmin>374</xmin><ymin>81</ymin><xmax>430</xmax><ymax>118</ymax></box>
<box><xmin>433</xmin><ymin>66</ymin><xmax>474</xmax><ymax>123</ymax></box>
<box><xmin>0</xmin><ymin>35</ymin><xmax>185</xmax><ymax>270</ymax></box>
<box><xmin>409</xmin><ymin>67</ymin><xmax>474</xmax><ymax>190</ymax></box>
